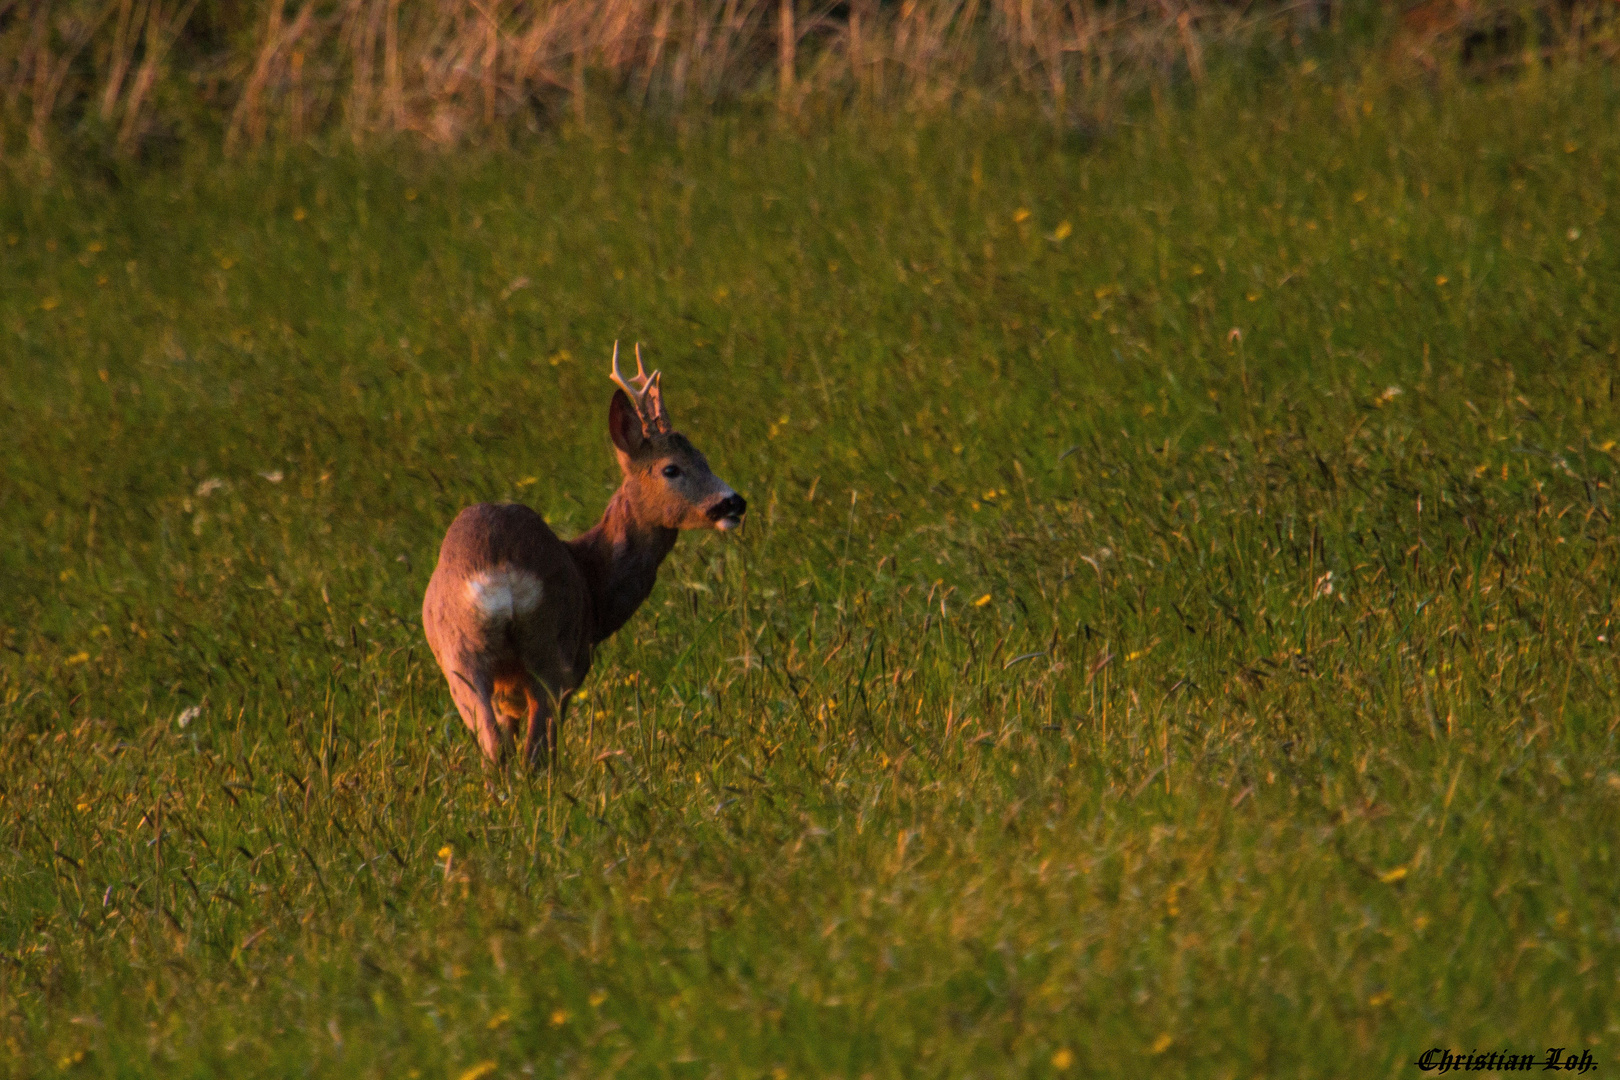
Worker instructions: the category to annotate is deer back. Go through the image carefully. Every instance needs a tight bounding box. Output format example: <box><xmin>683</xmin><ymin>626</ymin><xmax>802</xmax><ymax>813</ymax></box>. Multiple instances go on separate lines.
<box><xmin>423</xmin><ymin>502</ymin><xmax>594</xmax><ymax>684</ymax></box>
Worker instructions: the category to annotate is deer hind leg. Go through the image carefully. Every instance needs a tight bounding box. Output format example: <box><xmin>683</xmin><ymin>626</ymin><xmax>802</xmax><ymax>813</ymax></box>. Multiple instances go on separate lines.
<box><xmin>447</xmin><ymin>668</ymin><xmax>506</xmax><ymax>764</ymax></box>
<box><xmin>520</xmin><ymin>673</ymin><xmax>572</xmax><ymax>769</ymax></box>
<box><xmin>491</xmin><ymin>673</ymin><xmax>529</xmax><ymax>743</ymax></box>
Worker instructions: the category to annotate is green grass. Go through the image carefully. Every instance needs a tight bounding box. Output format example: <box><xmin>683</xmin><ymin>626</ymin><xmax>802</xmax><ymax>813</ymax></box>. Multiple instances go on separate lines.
<box><xmin>3</xmin><ymin>60</ymin><xmax>1620</xmax><ymax>1078</ymax></box>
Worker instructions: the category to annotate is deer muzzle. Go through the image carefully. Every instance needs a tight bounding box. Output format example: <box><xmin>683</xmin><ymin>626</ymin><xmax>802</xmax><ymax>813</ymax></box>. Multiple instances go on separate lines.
<box><xmin>708</xmin><ymin>493</ymin><xmax>747</xmax><ymax>531</ymax></box>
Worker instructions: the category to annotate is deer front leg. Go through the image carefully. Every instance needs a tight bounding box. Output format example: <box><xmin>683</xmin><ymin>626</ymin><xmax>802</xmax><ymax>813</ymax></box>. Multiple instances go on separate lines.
<box><xmin>449</xmin><ymin>669</ymin><xmax>507</xmax><ymax>764</ymax></box>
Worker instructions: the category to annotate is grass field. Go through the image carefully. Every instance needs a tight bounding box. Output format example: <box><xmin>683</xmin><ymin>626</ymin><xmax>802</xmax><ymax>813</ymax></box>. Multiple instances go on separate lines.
<box><xmin>3</xmin><ymin>59</ymin><xmax>1619</xmax><ymax>1078</ymax></box>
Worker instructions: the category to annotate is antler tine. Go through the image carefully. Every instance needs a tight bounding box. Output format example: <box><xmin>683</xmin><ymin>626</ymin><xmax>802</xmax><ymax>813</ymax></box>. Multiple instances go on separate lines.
<box><xmin>609</xmin><ymin>340</ymin><xmax>673</xmax><ymax>435</ymax></box>
<box><xmin>609</xmin><ymin>339</ymin><xmax>645</xmax><ymax>402</ymax></box>
<box><xmin>637</xmin><ymin>343</ymin><xmax>673</xmax><ymax>434</ymax></box>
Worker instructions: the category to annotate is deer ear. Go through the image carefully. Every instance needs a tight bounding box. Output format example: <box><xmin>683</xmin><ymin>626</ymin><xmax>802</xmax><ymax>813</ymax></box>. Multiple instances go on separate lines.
<box><xmin>608</xmin><ymin>389</ymin><xmax>646</xmax><ymax>455</ymax></box>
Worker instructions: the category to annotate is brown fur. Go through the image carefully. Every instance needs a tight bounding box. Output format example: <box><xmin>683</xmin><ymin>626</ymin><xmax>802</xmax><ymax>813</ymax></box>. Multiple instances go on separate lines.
<box><xmin>422</xmin><ymin>385</ymin><xmax>743</xmax><ymax>766</ymax></box>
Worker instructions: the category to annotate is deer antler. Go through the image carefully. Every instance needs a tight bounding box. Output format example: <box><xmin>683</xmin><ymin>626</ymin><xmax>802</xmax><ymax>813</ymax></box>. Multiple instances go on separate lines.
<box><xmin>608</xmin><ymin>341</ymin><xmax>672</xmax><ymax>435</ymax></box>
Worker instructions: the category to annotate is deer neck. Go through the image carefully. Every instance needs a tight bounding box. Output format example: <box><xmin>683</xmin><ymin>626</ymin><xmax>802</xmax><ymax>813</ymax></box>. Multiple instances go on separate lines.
<box><xmin>567</xmin><ymin>487</ymin><xmax>678</xmax><ymax>644</ymax></box>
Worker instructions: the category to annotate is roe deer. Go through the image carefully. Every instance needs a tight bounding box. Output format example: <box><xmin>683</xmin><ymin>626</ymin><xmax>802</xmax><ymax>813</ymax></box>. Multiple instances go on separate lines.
<box><xmin>422</xmin><ymin>344</ymin><xmax>746</xmax><ymax>766</ymax></box>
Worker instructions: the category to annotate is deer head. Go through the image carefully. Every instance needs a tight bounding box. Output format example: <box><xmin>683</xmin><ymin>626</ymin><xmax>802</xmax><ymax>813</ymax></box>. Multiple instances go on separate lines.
<box><xmin>607</xmin><ymin>343</ymin><xmax>746</xmax><ymax>532</ymax></box>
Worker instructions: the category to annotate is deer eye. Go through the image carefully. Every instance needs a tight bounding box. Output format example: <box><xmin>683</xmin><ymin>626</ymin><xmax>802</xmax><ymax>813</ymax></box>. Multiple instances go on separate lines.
<box><xmin>661</xmin><ymin>464</ymin><xmax>682</xmax><ymax>479</ymax></box>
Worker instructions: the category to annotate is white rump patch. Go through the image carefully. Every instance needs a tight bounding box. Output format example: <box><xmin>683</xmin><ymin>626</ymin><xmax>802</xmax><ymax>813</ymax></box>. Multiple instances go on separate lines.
<box><xmin>464</xmin><ymin>567</ymin><xmax>543</xmax><ymax>624</ymax></box>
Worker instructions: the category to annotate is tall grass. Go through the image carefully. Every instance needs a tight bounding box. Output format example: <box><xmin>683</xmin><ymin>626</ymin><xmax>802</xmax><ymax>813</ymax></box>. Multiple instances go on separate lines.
<box><xmin>2</xmin><ymin>55</ymin><xmax>1619</xmax><ymax>1075</ymax></box>
<box><xmin>4</xmin><ymin>0</ymin><xmax>1617</xmax><ymax>161</ymax></box>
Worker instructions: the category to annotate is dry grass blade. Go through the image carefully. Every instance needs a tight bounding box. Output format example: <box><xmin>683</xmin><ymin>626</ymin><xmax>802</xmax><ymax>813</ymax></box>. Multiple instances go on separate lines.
<box><xmin>7</xmin><ymin>0</ymin><xmax>1606</xmax><ymax>156</ymax></box>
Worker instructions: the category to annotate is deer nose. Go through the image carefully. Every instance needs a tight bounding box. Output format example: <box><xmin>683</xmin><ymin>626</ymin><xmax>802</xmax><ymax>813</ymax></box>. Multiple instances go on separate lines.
<box><xmin>708</xmin><ymin>493</ymin><xmax>747</xmax><ymax>522</ymax></box>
